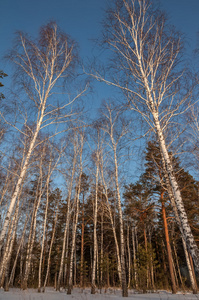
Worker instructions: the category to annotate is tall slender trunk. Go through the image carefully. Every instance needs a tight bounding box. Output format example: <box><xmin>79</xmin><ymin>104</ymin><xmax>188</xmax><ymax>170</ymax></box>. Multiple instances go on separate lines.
<box><xmin>57</xmin><ymin>145</ymin><xmax>77</xmax><ymax>290</ymax></box>
<box><xmin>189</xmin><ymin>253</ymin><xmax>198</xmax><ymax>293</ymax></box>
<box><xmin>0</xmin><ymin>185</ymin><xmax>23</xmax><ymax>286</ymax></box>
<box><xmin>22</xmin><ymin>166</ymin><xmax>44</xmax><ymax>290</ymax></box>
<box><xmin>96</xmin><ymin>242</ymin><xmax>99</xmax><ymax>287</ymax></box>
<box><xmin>0</xmin><ymin>208</ymin><xmax>17</xmax><ymax>287</ymax></box>
<box><xmin>38</xmin><ymin>178</ymin><xmax>50</xmax><ymax>292</ymax></box>
<box><xmin>68</xmin><ymin>132</ymin><xmax>84</xmax><ymax>294</ymax></box>
<box><xmin>100</xmin><ymin>162</ymin><xmax>122</xmax><ymax>283</ymax></box>
<box><xmin>91</xmin><ymin>157</ymin><xmax>99</xmax><ymax>294</ymax></box>
<box><xmin>74</xmin><ymin>245</ymin><xmax>77</xmax><ymax>286</ymax></box>
<box><xmin>138</xmin><ymin>50</ymin><xmax>199</xmax><ymax>272</ymax></box>
<box><xmin>173</xmin><ymin>240</ymin><xmax>184</xmax><ymax>290</ymax></box>
<box><xmin>127</xmin><ymin>221</ymin><xmax>131</xmax><ymax>288</ymax></box>
<box><xmin>68</xmin><ymin>172</ymin><xmax>82</xmax><ymax>294</ymax></box>
<box><xmin>113</xmin><ymin>148</ymin><xmax>128</xmax><ymax>297</ymax></box>
<box><xmin>80</xmin><ymin>194</ymin><xmax>85</xmax><ymax>287</ymax></box>
<box><xmin>148</xmin><ymin>230</ymin><xmax>155</xmax><ymax>290</ymax></box>
<box><xmin>143</xmin><ymin>225</ymin><xmax>150</xmax><ymax>291</ymax></box>
<box><xmin>9</xmin><ymin>215</ymin><xmax>29</xmax><ymax>287</ymax></box>
<box><xmin>161</xmin><ymin>241</ymin><xmax>169</xmax><ymax>290</ymax></box>
<box><xmin>154</xmin><ymin>115</ymin><xmax>199</xmax><ymax>271</ymax></box>
<box><xmin>43</xmin><ymin>198</ymin><xmax>59</xmax><ymax>292</ymax></box>
<box><xmin>132</xmin><ymin>226</ymin><xmax>138</xmax><ymax>289</ymax></box>
<box><xmin>161</xmin><ymin>157</ymin><xmax>197</xmax><ymax>293</ymax></box>
<box><xmin>0</xmin><ymin>102</ymin><xmax>47</xmax><ymax>252</ymax></box>
<box><xmin>161</xmin><ymin>199</ymin><xmax>177</xmax><ymax>294</ymax></box>
<box><xmin>100</xmin><ymin>207</ymin><xmax>104</xmax><ymax>288</ymax></box>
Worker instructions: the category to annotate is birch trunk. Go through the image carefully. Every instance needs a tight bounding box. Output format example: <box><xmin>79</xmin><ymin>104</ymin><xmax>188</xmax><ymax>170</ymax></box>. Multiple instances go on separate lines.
<box><xmin>148</xmin><ymin>230</ymin><xmax>155</xmax><ymax>290</ymax></box>
<box><xmin>132</xmin><ymin>226</ymin><xmax>138</xmax><ymax>289</ymax></box>
<box><xmin>98</xmin><ymin>0</ymin><xmax>199</xmax><ymax>274</ymax></box>
<box><xmin>113</xmin><ymin>148</ymin><xmax>128</xmax><ymax>297</ymax></box>
<box><xmin>0</xmin><ymin>121</ymin><xmax>43</xmax><ymax>252</ymax></box>
<box><xmin>127</xmin><ymin>221</ymin><xmax>131</xmax><ymax>288</ymax></box>
<box><xmin>100</xmin><ymin>158</ymin><xmax>122</xmax><ymax>283</ymax></box>
<box><xmin>91</xmin><ymin>154</ymin><xmax>99</xmax><ymax>294</ymax></box>
<box><xmin>153</xmin><ymin>114</ymin><xmax>199</xmax><ymax>272</ymax></box>
<box><xmin>161</xmin><ymin>155</ymin><xmax>198</xmax><ymax>293</ymax></box>
<box><xmin>0</xmin><ymin>185</ymin><xmax>23</xmax><ymax>286</ymax></box>
<box><xmin>137</xmin><ymin>36</ymin><xmax>199</xmax><ymax>271</ymax></box>
<box><xmin>173</xmin><ymin>241</ymin><xmax>184</xmax><ymax>290</ymax></box>
<box><xmin>22</xmin><ymin>165</ymin><xmax>44</xmax><ymax>290</ymax></box>
<box><xmin>38</xmin><ymin>178</ymin><xmax>50</xmax><ymax>292</ymax></box>
<box><xmin>1</xmin><ymin>22</ymin><xmax>85</xmax><ymax>254</ymax></box>
<box><xmin>0</xmin><ymin>209</ymin><xmax>16</xmax><ymax>287</ymax></box>
<box><xmin>143</xmin><ymin>225</ymin><xmax>150</xmax><ymax>291</ymax></box>
<box><xmin>68</xmin><ymin>151</ymin><xmax>83</xmax><ymax>294</ymax></box>
<box><xmin>9</xmin><ymin>215</ymin><xmax>29</xmax><ymax>287</ymax></box>
<box><xmin>43</xmin><ymin>198</ymin><xmax>59</xmax><ymax>292</ymax></box>
<box><xmin>57</xmin><ymin>143</ymin><xmax>78</xmax><ymax>290</ymax></box>
<box><xmin>38</xmin><ymin>144</ymin><xmax>63</xmax><ymax>292</ymax></box>
<box><xmin>189</xmin><ymin>253</ymin><xmax>198</xmax><ymax>293</ymax></box>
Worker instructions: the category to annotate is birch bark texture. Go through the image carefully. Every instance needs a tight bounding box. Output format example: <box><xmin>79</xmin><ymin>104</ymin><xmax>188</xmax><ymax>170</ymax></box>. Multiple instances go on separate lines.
<box><xmin>0</xmin><ymin>22</ymin><xmax>85</xmax><ymax>252</ymax></box>
<box><xmin>94</xmin><ymin>0</ymin><xmax>199</xmax><ymax>272</ymax></box>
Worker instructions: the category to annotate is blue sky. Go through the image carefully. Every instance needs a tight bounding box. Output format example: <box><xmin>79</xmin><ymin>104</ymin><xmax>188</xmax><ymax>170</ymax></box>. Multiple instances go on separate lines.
<box><xmin>1</xmin><ymin>0</ymin><xmax>199</xmax><ymax>104</ymax></box>
<box><xmin>1</xmin><ymin>0</ymin><xmax>199</xmax><ymax>58</ymax></box>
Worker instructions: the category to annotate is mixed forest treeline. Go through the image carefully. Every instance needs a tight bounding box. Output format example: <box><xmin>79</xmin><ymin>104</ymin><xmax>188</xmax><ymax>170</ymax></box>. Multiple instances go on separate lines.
<box><xmin>1</xmin><ymin>0</ymin><xmax>199</xmax><ymax>297</ymax></box>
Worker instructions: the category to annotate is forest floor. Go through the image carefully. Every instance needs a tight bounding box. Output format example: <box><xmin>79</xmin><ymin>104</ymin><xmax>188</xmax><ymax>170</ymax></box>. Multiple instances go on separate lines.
<box><xmin>0</xmin><ymin>287</ymin><xmax>198</xmax><ymax>300</ymax></box>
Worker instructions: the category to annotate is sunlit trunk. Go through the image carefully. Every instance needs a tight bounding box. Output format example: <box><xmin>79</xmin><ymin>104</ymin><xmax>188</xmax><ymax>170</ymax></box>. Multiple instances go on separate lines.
<box><xmin>161</xmin><ymin>199</ymin><xmax>177</xmax><ymax>294</ymax></box>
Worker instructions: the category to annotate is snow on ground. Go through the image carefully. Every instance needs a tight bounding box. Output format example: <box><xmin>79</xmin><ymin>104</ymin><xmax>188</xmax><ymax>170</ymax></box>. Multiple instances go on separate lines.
<box><xmin>0</xmin><ymin>287</ymin><xmax>199</xmax><ymax>300</ymax></box>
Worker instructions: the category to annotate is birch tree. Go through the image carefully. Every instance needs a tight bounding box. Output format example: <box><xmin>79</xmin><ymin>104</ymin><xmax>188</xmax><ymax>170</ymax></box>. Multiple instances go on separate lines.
<box><xmin>0</xmin><ymin>22</ymin><xmax>86</xmax><ymax>252</ymax></box>
<box><xmin>67</xmin><ymin>130</ymin><xmax>84</xmax><ymax>294</ymax></box>
<box><xmin>99</xmin><ymin>103</ymin><xmax>129</xmax><ymax>296</ymax></box>
<box><xmin>92</xmin><ymin>0</ymin><xmax>199</xmax><ymax>272</ymax></box>
<box><xmin>90</xmin><ymin>129</ymin><xmax>101</xmax><ymax>294</ymax></box>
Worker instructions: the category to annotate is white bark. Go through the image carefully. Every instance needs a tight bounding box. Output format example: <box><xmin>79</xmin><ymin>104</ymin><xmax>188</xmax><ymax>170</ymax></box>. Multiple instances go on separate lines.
<box><xmin>38</xmin><ymin>179</ymin><xmax>50</xmax><ymax>292</ymax></box>
<box><xmin>38</xmin><ymin>143</ymin><xmax>63</xmax><ymax>292</ymax></box>
<box><xmin>162</xmin><ymin>160</ymin><xmax>197</xmax><ymax>292</ymax></box>
<box><xmin>110</xmin><ymin>119</ymin><xmax>128</xmax><ymax>297</ymax></box>
<box><xmin>43</xmin><ymin>197</ymin><xmax>59</xmax><ymax>292</ymax></box>
<box><xmin>99</xmin><ymin>149</ymin><xmax>122</xmax><ymax>284</ymax></box>
<box><xmin>57</xmin><ymin>134</ymin><xmax>78</xmax><ymax>290</ymax></box>
<box><xmin>91</xmin><ymin>150</ymin><xmax>99</xmax><ymax>294</ymax></box>
<box><xmin>127</xmin><ymin>221</ymin><xmax>131</xmax><ymax>288</ymax></box>
<box><xmin>99</xmin><ymin>0</ymin><xmax>199</xmax><ymax>273</ymax></box>
<box><xmin>68</xmin><ymin>132</ymin><xmax>84</xmax><ymax>294</ymax></box>
<box><xmin>0</xmin><ymin>22</ymin><xmax>85</xmax><ymax>252</ymax></box>
<box><xmin>9</xmin><ymin>215</ymin><xmax>29</xmax><ymax>287</ymax></box>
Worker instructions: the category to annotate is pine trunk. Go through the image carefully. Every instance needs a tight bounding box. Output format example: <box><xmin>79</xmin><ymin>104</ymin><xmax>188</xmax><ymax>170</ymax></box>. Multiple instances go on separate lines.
<box><xmin>162</xmin><ymin>199</ymin><xmax>177</xmax><ymax>294</ymax></box>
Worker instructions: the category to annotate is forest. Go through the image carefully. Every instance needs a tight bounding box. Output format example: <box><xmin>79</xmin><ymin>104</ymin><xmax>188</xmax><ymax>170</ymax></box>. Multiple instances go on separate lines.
<box><xmin>0</xmin><ymin>0</ymin><xmax>199</xmax><ymax>297</ymax></box>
